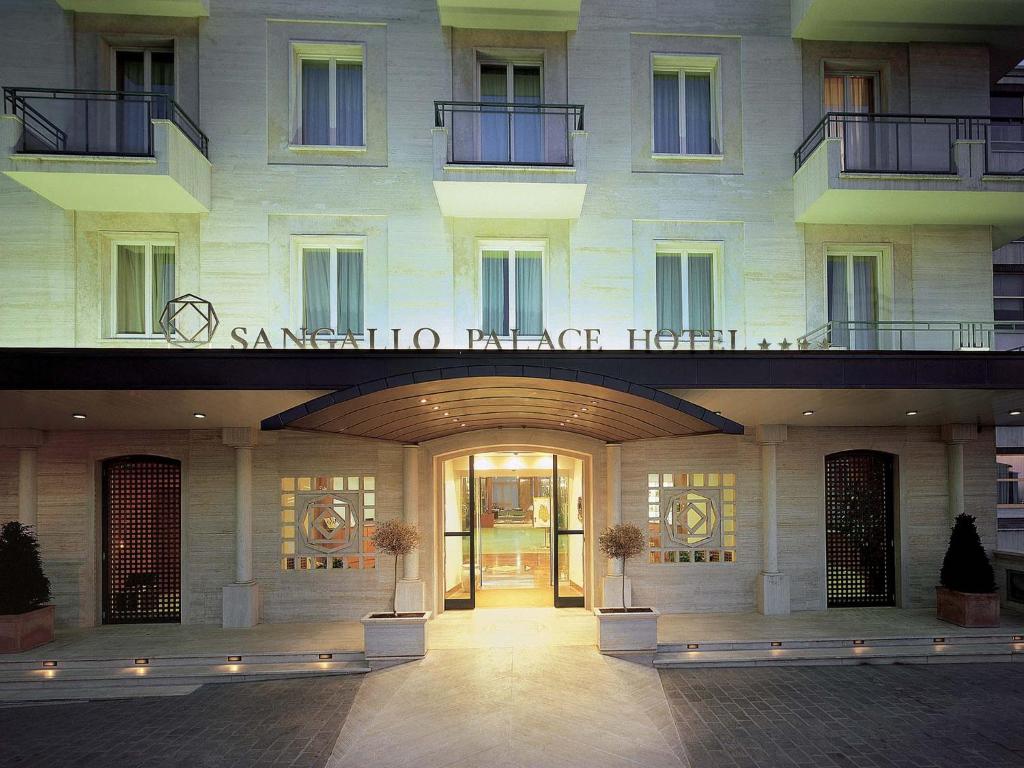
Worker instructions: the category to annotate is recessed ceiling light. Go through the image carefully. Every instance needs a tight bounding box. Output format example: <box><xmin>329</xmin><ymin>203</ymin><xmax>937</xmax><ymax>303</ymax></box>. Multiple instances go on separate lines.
<box><xmin>572</xmin><ymin>413</ymin><xmax>579</xmax><ymax>418</ymax></box>
<box><xmin>590</xmin><ymin>400</ymin><xmax>598</xmax><ymax>405</ymax></box>
<box><xmin>193</xmin><ymin>412</ymin><xmax>206</xmax><ymax>419</ymax></box>
<box><xmin>452</xmin><ymin>418</ymin><xmax>458</xmax><ymax>422</ymax></box>
<box><xmin>459</xmin><ymin>423</ymin><xmax>466</xmax><ymax>427</ymax></box>
<box><xmin>443</xmin><ymin>411</ymin><xmax>449</xmax><ymax>416</ymax></box>
<box><xmin>713</xmin><ymin>410</ymin><xmax>722</xmax><ymax>416</ymax></box>
<box><xmin>906</xmin><ymin>410</ymin><xmax>918</xmax><ymax>416</ymax></box>
<box><xmin>581</xmin><ymin>407</ymin><xmax>589</xmax><ymax>412</ymax></box>
<box><xmin>802</xmin><ymin>410</ymin><xmax>814</xmax><ymax>416</ymax></box>
<box><xmin>559</xmin><ymin>422</ymin><xmax>565</xmax><ymax>426</ymax></box>
<box><xmin>72</xmin><ymin>413</ymin><xmax>87</xmax><ymax>420</ymax></box>
<box><xmin>1010</xmin><ymin>410</ymin><xmax>1022</xmax><ymax>416</ymax></box>
<box><xmin>420</xmin><ymin>398</ymin><xmax>428</xmax><ymax>404</ymax></box>
<box><xmin>432</xmin><ymin>405</ymin><xmax>439</xmax><ymax>411</ymax></box>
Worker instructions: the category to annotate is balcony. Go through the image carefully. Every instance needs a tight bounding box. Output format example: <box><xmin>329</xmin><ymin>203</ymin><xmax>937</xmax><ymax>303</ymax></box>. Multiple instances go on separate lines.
<box><xmin>1</xmin><ymin>87</ymin><xmax>210</xmax><ymax>213</ymax></box>
<box><xmin>792</xmin><ymin>0</ymin><xmax>1023</xmax><ymax>42</ymax></box>
<box><xmin>432</xmin><ymin>100</ymin><xmax>587</xmax><ymax>219</ymax></box>
<box><xmin>797</xmin><ymin>320</ymin><xmax>1024</xmax><ymax>352</ymax></box>
<box><xmin>54</xmin><ymin>0</ymin><xmax>209</xmax><ymax>16</ymax></box>
<box><xmin>794</xmin><ymin>113</ymin><xmax>1024</xmax><ymax>245</ymax></box>
<box><xmin>435</xmin><ymin>0</ymin><xmax>581</xmax><ymax>31</ymax></box>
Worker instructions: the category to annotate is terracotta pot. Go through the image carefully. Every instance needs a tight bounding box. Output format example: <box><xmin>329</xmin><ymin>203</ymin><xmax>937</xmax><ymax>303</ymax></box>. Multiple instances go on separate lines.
<box><xmin>935</xmin><ymin>586</ymin><xmax>1000</xmax><ymax>628</ymax></box>
<box><xmin>0</xmin><ymin>605</ymin><xmax>55</xmax><ymax>653</ymax></box>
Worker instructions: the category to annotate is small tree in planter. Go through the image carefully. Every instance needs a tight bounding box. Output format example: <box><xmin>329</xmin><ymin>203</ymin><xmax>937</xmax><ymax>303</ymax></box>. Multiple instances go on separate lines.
<box><xmin>0</xmin><ymin>521</ymin><xmax>55</xmax><ymax>653</ymax></box>
<box><xmin>598</xmin><ymin>522</ymin><xmax>646</xmax><ymax>612</ymax></box>
<box><xmin>362</xmin><ymin>519</ymin><xmax>430</xmax><ymax>661</ymax></box>
<box><xmin>936</xmin><ymin>513</ymin><xmax>999</xmax><ymax>627</ymax></box>
<box><xmin>594</xmin><ymin>522</ymin><xmax>658</xmax><ymax>653</ymax></box>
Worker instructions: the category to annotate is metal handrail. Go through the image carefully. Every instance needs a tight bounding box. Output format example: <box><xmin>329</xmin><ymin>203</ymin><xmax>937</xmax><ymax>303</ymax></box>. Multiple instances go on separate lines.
<box><xmin>797</xmin><ymin>320</ymin><xmax>1024</xmax><ymax>351</ymax></box>
<box><xmin>2</xmin><ymin>86</ymin><xmax>208</xmax><ymax>157</ymax></box>
<box><xmin>434</xmin><ymin>100</ymin><xmax>584</xmax><ymax>166</ymax></box>
<box><xmin>794</xmin><ymin>112</ymin><xmax>1024</xmax><ymax>174</ymax></box>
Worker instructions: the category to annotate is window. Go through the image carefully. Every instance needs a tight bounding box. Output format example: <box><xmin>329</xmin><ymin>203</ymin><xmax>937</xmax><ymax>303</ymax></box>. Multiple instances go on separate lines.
<box><xmin>479</xmin><ymin>61</ymin><xmax>543</xmax><ymax>163</ymax></box>
<box><xmin>824</xmin><ymin>70</ymin><xmax>885</xmax><ymax>171</ymax></box>
<box><xmin>301</xmin><ymin>242</ymin><xmax>364</xmax><ymax>335</ymax></box>
<box><xmin>652</xmin><ymin>55</ymin><xmax>719</xmax><ymax>156</ymax></box>
<box><xmin>998</xmin><ymin>453</ymin><xmax>1024</xmax><ymax>507</ymax></box>
<box><xmin>995</xmin><ymin>267</ymin><xmax>1024</xmax><ymax>323</ymax></box>
<box><xmin>826</xmin><ymin>248</ymin><xmax>881</xmax><ymax>349</ymax></box>
<box><xmin>112</xmin><ymin>240</ymin><xmax>175</xmax><ymax>337</ymax></box>
<box><xmin>114</xmin><ymin>47</ymin><xmax>174</xmax><ymax>154</ymax></box>
<box><xmin>655</xmin><ymin>246</ymin><xmax>715</xmax><ymax>333</ymax></box>
<box><xmin>294</xmin><ymin>45</ymin><xmax>364</xmax><ymax>147</ymax></box>
<box><xmin>480</xmin><ymin>241</ymin><xmax>544</xmax><ymax>336</ymax></box>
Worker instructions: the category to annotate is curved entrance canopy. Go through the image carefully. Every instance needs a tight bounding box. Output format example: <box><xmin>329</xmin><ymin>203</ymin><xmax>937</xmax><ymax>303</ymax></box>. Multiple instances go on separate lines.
<box><xmin>262</xmin><ymin>366</ymin><xmax>744</xmax><ymax>443</ymax></box>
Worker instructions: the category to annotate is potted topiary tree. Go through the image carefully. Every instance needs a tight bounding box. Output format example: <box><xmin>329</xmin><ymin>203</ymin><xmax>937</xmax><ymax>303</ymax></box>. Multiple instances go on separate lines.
<box><xmin>936</xmin><ymin>513</ymin><xmax>999</xmax><ymax>627</ymax></box>
<box><xmin>0</xmin><ymin>521</ymin><xmax>54</xmax><ymax>653</ymax></box>
<box><xmin>360</xmin><ymin>519</ymin><xmax>430</xmax><ymax>660</ymax></box>
<box><xmin>594</xmin><ymin>522</ymin><xmax>658</xmax><ymax>652</ymax></box>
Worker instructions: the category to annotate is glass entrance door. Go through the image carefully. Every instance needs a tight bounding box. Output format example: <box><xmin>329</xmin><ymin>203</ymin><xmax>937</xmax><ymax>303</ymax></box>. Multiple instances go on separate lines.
<box><xmin>443</xmin><ymin>451</ymin><xmax>585</xmax><ymax>610</ymax></box>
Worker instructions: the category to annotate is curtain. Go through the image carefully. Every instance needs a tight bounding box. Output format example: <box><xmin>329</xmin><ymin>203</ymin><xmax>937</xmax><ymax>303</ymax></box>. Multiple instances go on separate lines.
<box><xmin>851</xmin><ymin>254</ymin><xmax>878</xmax><ymax>350</ymax></box>
<box><xmin>480</xmin><ymin>64</ymin><xmax>509</xmax><ymax>163</ymax></box>
<box><xmin>513</xmin><ymin>66</ymin><xmax>543</xmax><ymax>163</ymax></box>
<box><xmin>116</xmin><ymin>245</ymin><xmax>145</xmax><ymax>334</ymax></box>
<box><xmin>656</xmin><ymin>254</ymin><xmax>683</xmax><ymax>331</ymax></box>
<box><xmin>302</xmin><ymin>59</ymin><xmax>330</xmax><ymax>145</ymax></box>
<box><xmin>687</xmin><ymin>253</ymin><xmax>714</xmax><ymax>332</ymax></box>
<box><xmin>151</xmin><ymin>246</ymin><xmax>175</xmax><ymax>333</ymax></box>
<box><xmin>150</xmin><ymin>51</ymin><xmax>175</xmax><ymax>120</ymax></box>
<box><xmin>116</xmin><ymin>51</ymin><xmax>147</xmax><ymax>155</ymax></box>
<box><xmin>303</xmin><ymin>248</ymin><xmax>331</xmax><ymax>330</ymax></box>
<box><xmin>337</xmin><ymin>249</ymin><xmax>364</xmax><ymax>334</ymax></box>
<box><xmin>653</xmin><ymin>72</ymin><xmax>680</xmax><ymax>154</ymax></box>
<box><xmin>826</xmin><ymin>254</ymin><xmax>849</xmax><ymax>348</ymax></box>
<box><xmin>481</xmin><ymin>250</ymin><xmax>509</xmax><ymax>336</ymax></box>
<box><xmin>336</xmin><ymin>62</ymin><xmax>363</xmax><ymax>146</ymax></box>
<box><xmin>684</xmin><ymin>72</ymin><xmax>714</xmax><ymax>154</ymax></box>
<box><xmin>844</xmin><ymin>75</ymin><xmax>876</xmax><ymax>170</ymax></box>
<box><xmin>515</xmin><ymin>250</ymin><xmax>543</xmax><ymax>335</ymax></box>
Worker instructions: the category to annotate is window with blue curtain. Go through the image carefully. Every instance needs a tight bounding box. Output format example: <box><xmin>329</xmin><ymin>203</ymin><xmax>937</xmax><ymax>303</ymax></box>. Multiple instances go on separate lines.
<box><xmin>656</xmin><ymin>250</ymin><xmax>714</xmax><ymax>335</ymax></box>
<box><xmin>300</xmin><ymin>55</ymin><xmax>363</xmax><ymax>146</ymax></box>
<box><xmin>481</xmin><ymin>246</ymin><xmax>543</xmax><ymax>336</ymax></box>
<box><xmin>115</xmin><ymin>243</ymin><xmax>175</xmax><ymax>336</ymax></box>
<box><xmin>302</xmin><ymin>246</ymin><xmax>364</xmax><ymax>334</ymax></box>
<box><xmin>653</xmin><ymin>65</ymin><xmax>717</xmax><ymax>155</ymax></box>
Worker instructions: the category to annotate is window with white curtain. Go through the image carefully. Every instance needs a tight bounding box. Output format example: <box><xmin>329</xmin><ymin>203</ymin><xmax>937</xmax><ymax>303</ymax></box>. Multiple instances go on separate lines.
<box><xmin>826</xmin><ymin>248</ymin><xmax>881</xmax><ymax>350</ymax></box>
<box><xmin>294</xmin><ymin>45</ymin><xmax>364</xmax><ymax>147</ymax></box>
<box><xmin>112</xmin><ymin>241</ymin><xmax>176</xmax><ymax>336</ymax></box>
<box><xmin>652</xmin><ymin>56</ymin><xmax>720</xmax><ymax>156</ymax></box>
<box><xmin>655</xmin><ymin>247</ymin><xmax>716</xmax><ymax>333</ymax></box>
<box><xmin>479</xmin><ymin>241</ymin><xmax>544</xmax><ymax>336</ymax></box>
<box><xmin>301</xmin><ymin>243</ymin><xmax>364</xmax><ymax>335</ymax></box>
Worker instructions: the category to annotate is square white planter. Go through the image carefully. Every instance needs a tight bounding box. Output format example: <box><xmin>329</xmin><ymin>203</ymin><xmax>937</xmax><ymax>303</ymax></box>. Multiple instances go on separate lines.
<box><xmin>594</xmin><ymin>607</ymin><xmax>659</xmax><ymax>652</ymax></box>
<box><xmin>361</xmin><ymin>611</ymin><xmax>431</xmax><ymax>659</ymax></box>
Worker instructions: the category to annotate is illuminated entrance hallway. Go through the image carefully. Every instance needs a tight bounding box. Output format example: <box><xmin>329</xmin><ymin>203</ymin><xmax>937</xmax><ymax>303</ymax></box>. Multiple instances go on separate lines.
<box><xmin>443</xmin><ymin>451</ymin><xmax>586</xmax><ymax>610</ymax></box>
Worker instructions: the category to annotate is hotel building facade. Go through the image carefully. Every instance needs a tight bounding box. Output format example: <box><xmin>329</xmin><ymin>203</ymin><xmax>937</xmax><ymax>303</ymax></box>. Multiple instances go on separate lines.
<box><xmin>2</xmin><ymin>0</ymin><xmax>1024</xmax><ymax>630</ymax></box>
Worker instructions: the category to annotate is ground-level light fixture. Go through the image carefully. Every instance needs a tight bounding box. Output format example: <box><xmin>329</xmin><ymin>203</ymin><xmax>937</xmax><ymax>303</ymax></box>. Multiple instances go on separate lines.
<box><xmin>686</xmin><ymin>643</ymin><xmax>699</xmax><ymax>650</ymax></box>
<box><xmin>802</xmin><ymin>410</ymin><xmax>814</xmax><ymax>416</ymax></box>
<box><xmin>906</xmin><ymin>410</ymin><xmax>919</xmax><ymax>416</ymax></box>
<box><xmin>72</xmin><ymin>413</ymin><xmax>87</xmax><ymax>420</ymax></box>
<box><xmin>41</xmin><ymin>661</ymin><xmax>57</xmax><ymax>668</ymax></box>
<box><xmin>193</xmin><ymin>412</ymin><xmax>206</xmax><ymax>419</ymax></box>
<box><xmin>932</xmin><ymin>637</ymin><xmax>945</xmax><ymax>644</ymax></box>
<box><xmin>1010</xmin><ymin>410</ymin><xmax>1022</xmax><ymax>416</ymax></box>
<box><xmin>770</xmin><ymin>641</ymin><xmax>782</xmax><ymax>647</ymax></box>
<box><xmin>227</xmin><ymin>655</ymin><xmax>242</xmax><ymax>662</ymax></box>
<box><xmin>318</xmin><ymin>653</ymin><xmax>333</xmax><ymax>660</ymax></box>
<box><xmin>853</xmin><ymin>639</ymin><xmax>865</xmax><ymax>646</ymax></box>
<box><xmin>134</xmin><ymin>658</ymin><xmax>149</xmax><ymax>665</ymax></box>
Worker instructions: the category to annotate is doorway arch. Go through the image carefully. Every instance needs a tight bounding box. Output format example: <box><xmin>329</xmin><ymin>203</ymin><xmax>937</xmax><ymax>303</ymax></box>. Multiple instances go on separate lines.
<box><xmin>824</xmin><ymin>450</ymin><xmax>896</xmax><ymax>607</ymax></box>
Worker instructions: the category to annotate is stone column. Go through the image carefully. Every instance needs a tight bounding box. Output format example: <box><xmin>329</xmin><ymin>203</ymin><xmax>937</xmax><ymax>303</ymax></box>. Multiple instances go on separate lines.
<box><xmin>395</xmin><ymin>444</ymin><xmax>425</xmax><ymax>612</ymax></box>
<box><xmin>942</xmin><ymin>424</ymin><xmax>976</xmax><ymax>527</ymax></box>
<box><xmin>222</xmin><ymin>427</ymin><xmax>261</xmax><ymax>628</ymax></box>
<box><xmin>601</xmin><ymin>443</ymin><xmax>632</xmax><ymax>608</ymax></box>
<box><xmin>756</xmin><ymin>425</ymin><xmax>790</xmax><ymax>615</ymax></box>
<box><xmin>0</xmin><ymin>429</ymin><xmax>44</xmax><ymax>529</ymax></box>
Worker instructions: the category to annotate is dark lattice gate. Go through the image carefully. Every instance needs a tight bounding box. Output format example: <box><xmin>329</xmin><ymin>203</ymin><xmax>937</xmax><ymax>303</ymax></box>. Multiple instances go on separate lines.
<box><xmin>825</xmin><ymin>451</ymin><xmax>896</xmax><ymax>607</ymax></box>
<box><xmin>102</xmin><ymin>456</ymin><xmax>181</xmax><ymax>624</ymax></box>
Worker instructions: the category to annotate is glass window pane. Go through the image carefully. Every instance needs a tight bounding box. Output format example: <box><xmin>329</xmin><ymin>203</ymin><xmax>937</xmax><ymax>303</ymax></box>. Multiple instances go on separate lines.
<box><xmin>653</xmin><ymin>72</ymin><xmax>680</xmax><ymax>154</ymax></box>
<box><xmin>515</xmin><ymin>250</ymin><xmax>543</xmax><ymax>335</ymax></box>
<box><xmin>480</xmin><ymin>64</ymin><xmax>509</xmax><ymax>162</ymax></box>
<box><xmin>301</xmin><ymin>59</ymin><xmax>330</xmax><ymax>145</ymax></box>
<box><xmin>337</xmin><ymin>248</ymin><xmax>364</xmax><ymax>334</ymax></box>
<box><xmin>826</xmin><ymin>254</ymin><xmax>849</xmax><ymax>347</ymax></box>
<box><xmin>336</xmin><ymin>62</ymin><xmax>363</xmax><ymax>146</ymax></box>
<box><xmin>116</xmin><ymin>244</ymin><xmax>146</xmax><ymax>334</ymax></box>
<box><xmin>513</xmin><ymin>66</ymin><xmax>542</xmax><ymax>163</ymax></box>
<box><xmin>687</xmin><ymin>253</ymin><xmax>713</xmax><ymax>331</ymax></box>
<box><xmin>151</xmin><ymin>245</ymin><xmax>175</xmax><ymax>333</ymax></box>
<box><xmin>995</xmin><ymin>273</ymin><xmax>1024</xmax><ymax>297</ymax></box>
<box><xmin>303</xmin><ymin>248</ymin><xmax>332</xmax><ymax>330</ymax></box>
<box><xmin>481</xmin><ymin>250</ymin><xmax>510</xmax><ymax>336</ymax></box>
<box><xmin>150</xmin><ymin>51</ymin><xmax>175</xmax><ymax>118</ymax></box>
<box><xmin>684</xmin><ymin>72</ymin><xmax>713</xmax><ymax>154</ymax></box>
<box><xmin>656</xmin><ymin>254</ymin><xmax>683</xmax><ymax>331</ymax></box>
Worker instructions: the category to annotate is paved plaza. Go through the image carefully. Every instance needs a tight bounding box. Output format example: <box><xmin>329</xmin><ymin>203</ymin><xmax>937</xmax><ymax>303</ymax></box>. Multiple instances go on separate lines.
<box><xmin>2</xmin><ymin>658</ymin><xmax>1024</xmax><ymax>767</ymax></box>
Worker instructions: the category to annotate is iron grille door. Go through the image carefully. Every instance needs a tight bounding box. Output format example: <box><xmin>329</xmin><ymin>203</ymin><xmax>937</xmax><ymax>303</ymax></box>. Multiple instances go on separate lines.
<box><xmin>102</xmin><ymin>456</ymin><xmax>181</xmax><ymax>624</ymax></box>
<box><xmin>825</xmin><ymin>451</ymin><xmax>896</xmax><ymax>607</ymax></box>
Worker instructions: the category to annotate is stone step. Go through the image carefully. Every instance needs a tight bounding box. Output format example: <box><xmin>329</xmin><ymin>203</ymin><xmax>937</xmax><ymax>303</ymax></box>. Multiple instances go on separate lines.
<box><xmin>0</xmin><ymin>659</ymin><xmax>371</xmax><ymax>702</ymax></box>
<box><xmin>656</xmin><ymin>632</ymin><xmax>1023</xmax><ymax>654</ymax></box>
<box><xmin>0</xmin><ymin>650</ymin><xmax>365</xmax><ymax>672</ymax></box>
<box><xmin>654</xmin><ymin>642</ymin><xmax>1024</xmax><ymax>668</ymax></box>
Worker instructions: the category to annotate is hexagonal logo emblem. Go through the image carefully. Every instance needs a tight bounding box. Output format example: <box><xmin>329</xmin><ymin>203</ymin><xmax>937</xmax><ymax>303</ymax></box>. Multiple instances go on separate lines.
<box><xmin>299</xmin><ymin>494</ymin><xmax>357</xmax><ymax>554</ymax></box>
<box><xmin>159</xmin><ymin>293</ymin><xmax>219</xmax><ymax>348</ymax></box>
<box><xmin>665</xmin><ymin>490</ymin><xmax>718</xmax><ymax>547</ymax></box>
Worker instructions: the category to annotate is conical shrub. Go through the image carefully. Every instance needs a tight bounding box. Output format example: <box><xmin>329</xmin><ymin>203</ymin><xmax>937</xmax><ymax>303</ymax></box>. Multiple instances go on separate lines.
<box><xmin>0</xmin><ymin>521</ymin><xmax>51</xmax><ymax>615</ymax></box>
<box><xmin>939</xmin><ymin>513</ymin><xmax>996</xmax><ymax>594</ymax></box>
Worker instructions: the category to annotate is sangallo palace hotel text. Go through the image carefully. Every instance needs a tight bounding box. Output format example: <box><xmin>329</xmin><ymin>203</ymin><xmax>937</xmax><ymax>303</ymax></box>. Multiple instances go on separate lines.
<box><xmin>3</xmin><ymin>0</ymin><xmax>1024</xmax><ymax>682</ymax></box>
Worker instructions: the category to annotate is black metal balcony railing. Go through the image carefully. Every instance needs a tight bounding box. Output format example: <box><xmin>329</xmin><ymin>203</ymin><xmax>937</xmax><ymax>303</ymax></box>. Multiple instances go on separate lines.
<box><xmin>797</xmin><ymin>320</ymin><xmax>1024</xmax><ymax>351</ymax></box>
<box><xmin>3</xmin><ymin>87</ymin><xmax>208</xmax><ymax>158</ymax></box>
<box><xmin>434</xmin><ymin>100</ymin><xmax>583</xmax><ymax>166</ymax></box>
<box><xmin>794</xmin><ymin>112</ymin><xmax>1024</xmax><ymax>176</ymax></box>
